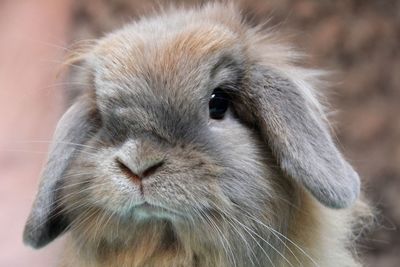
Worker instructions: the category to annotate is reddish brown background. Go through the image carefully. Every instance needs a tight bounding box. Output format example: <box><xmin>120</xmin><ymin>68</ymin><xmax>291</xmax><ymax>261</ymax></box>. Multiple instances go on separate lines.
<box><xmin>0</xmin><ymin>0</ymin><xmax>399</xmax><ymax>266</ymax></box>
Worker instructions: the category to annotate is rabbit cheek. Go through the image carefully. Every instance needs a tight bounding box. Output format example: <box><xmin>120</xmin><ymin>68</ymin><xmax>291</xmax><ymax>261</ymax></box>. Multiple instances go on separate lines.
<box><xmin>62</xmin><ymin>149</ymin><xmax>141</xmax><ymax>217</ymax></box>
<box><xmin>209</xmin><ymin>113</ymin><xmax>278</xmax><ymax>214</ymax></box>
<box><xmin>93</xmin><ymin>159</ymin><xmax>144</xmax><ymax>211</ymax></box>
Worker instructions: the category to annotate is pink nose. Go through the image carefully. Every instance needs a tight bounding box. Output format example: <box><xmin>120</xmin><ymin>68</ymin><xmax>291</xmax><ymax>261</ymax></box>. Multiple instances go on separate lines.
<box><xmin>117</xmin><ymin>158</ymin><xmax>164</xmax><ymax>184</ymax></box>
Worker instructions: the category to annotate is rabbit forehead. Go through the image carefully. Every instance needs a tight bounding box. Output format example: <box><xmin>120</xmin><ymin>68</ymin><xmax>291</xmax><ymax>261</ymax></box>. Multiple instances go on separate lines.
<box><xmin>89</xmin><ymin>24</ymin><xmax>244</xmax><ymax>119</ymax></box>
<box><xmin>90</xmin><ymin>23</ymin><xmax>240</xmax><ymax>93</ymax></box>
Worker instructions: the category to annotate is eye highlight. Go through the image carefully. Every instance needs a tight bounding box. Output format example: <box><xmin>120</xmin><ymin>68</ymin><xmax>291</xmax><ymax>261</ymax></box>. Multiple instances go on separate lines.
<box><xmin>209</xmin><ymin>88</ymin><xmax>230</xmax><ymax>120</ymax></box>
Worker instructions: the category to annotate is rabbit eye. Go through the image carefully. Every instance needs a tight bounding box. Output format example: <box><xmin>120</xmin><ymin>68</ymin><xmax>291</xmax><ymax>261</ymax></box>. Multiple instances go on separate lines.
<box><xmin>209</xmin><ymin>88</ymin><xmax>230</xmax><ymax>120</ymax></box>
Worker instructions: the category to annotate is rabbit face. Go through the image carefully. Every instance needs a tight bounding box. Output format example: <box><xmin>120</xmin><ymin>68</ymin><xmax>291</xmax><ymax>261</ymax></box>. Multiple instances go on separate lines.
<box><xmin>24</xmin><ymin>4</ymin><xmax>361</xmax><ymax>266</ymax></box>
<box><xmin>63</xmin><ymin>24</ymin><xmax>277</xmax><ymax>228</ymax></box>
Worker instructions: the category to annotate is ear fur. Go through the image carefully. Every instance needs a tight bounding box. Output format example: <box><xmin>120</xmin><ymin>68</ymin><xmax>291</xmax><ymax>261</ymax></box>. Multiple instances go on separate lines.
<box><xmin>23</xmin><ymin>96</ymin><xmax>98</xmax><ymax>248</ymax></box>
<box><xmin>247</xmin><ymin>67</ymin><xmax>360</xmax><ymax>209</ymax></box>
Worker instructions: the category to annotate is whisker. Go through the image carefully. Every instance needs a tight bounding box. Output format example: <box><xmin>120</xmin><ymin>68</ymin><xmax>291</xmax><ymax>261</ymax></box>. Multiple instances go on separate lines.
<box><xmin>1</xmin><ymin>149</ymin><xmax>49</xmax><ymax>155</ymax></box>
<box><xmin>196</xmin><ymin>207</ymin><xmax>236</xmax><ymax>267</ymax></box>
<box><xmin>213</xmin><ymin>206</ymin><xmax>259</xmax><ymax>266</ymax></box>
<box><xmin>9</xmin><ymin>35</ymin><xmax>72</xmax><ymax>52</ymax></box>
<box><xmin>12</xmin><ymin>140</ymin><xmax>99</xmax><ymax>150</ymax></box>
<box><xmin>229</xmin><ymin>215</ymin><xmax>276</xmax><ymax>267</ymax></box>
<box><xmin>244</xmin><ymin>213</ymin><xmax>303</xmax><ymax>267</ymax></box>
<box><xmin>40</xmin><ymin>82</ymin><xmax>92</xmax><ymax>90</ymax></box>
<box><xmin>244</xmin><ymin>213</ymin><xmax>318</xmax><ymax>267</ymax></box>
<box><xmin>40</xmin><ymin>59</ymin><xmax>89</xmax><ymax>72</ymax></box>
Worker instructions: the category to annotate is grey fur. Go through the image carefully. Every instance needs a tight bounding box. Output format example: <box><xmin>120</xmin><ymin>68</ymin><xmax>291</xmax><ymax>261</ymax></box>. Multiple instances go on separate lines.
<box><xmin>23</xmin><ymin>3</ymin><xmax>363</xmax><ymax>266</ymax></box>
<box><xmin>23</xmin><ymin>97</ymin><xmax>98</xmax><ymax>248</ymax></box>
<box><xmin>245</xmin><ymin>67</ymin><xmax>360</xmax><ymax>208</ymax></box>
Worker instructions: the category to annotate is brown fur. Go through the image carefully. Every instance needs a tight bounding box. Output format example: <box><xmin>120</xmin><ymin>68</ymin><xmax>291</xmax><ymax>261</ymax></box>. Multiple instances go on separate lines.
<box><xmin>24</xmin><ymin>3</ymin><xmax>371</xmax><ymax>267</ymax></box>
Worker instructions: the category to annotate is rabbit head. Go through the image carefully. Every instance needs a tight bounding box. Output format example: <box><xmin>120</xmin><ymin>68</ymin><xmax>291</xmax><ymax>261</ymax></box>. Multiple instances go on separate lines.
<box><xmin>24</xmin><ymin>3</ymin><xmax>360</xmax><ymax>266</ymax></box>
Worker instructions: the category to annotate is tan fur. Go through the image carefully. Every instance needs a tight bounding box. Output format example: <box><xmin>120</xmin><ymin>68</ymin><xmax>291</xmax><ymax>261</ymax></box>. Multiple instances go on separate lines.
<box><xmin>286</xmin><ymin>189</ymin><xmax>362</xmax><ymax>267</ymax></box>
<box><xmin>44</xmin><ymin>3</ymin><xmax>371</xmax><ymax>267</ymax></box>
<box><xmin>59</xmin><ymin>191</ymin><xmax>368</xmax><ymax>267</ymax></box>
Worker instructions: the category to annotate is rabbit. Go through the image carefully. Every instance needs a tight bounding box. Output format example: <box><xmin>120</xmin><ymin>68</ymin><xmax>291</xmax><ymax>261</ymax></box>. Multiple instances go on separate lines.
<box><xmin>23</xmin><ymin>3</ymin><xmax>371</xmax><ymax>267</ymax></box>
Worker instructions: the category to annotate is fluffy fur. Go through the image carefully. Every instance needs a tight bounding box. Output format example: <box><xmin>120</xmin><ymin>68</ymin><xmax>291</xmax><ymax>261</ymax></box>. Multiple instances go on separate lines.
<box><xmin>24</xmin><ymin>3</ymin><xmax>369</xmax><ymax>267</ymax></box>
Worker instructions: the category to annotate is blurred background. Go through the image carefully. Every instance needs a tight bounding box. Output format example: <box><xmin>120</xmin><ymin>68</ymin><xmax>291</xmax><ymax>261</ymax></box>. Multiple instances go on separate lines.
<box><xmin>0</xmin><ymin>0</ymin><xmax>398</xmax><ymax>266</ymax></box>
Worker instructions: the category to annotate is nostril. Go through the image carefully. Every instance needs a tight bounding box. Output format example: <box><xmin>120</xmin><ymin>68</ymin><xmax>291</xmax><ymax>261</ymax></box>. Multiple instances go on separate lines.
<box><xmin>116</xmin><ymin>159</ymin><xmax>141</xmax><ymax>182</ymax></box>
<box><xmin>116</xmin><ymin>158</ymin><xmax>164</xmax><ymax>181</ymax></box>
<box><xmin>142</xmin><ymin>160</ymin><xmax>164</xmax><ymax>178</ymax></box>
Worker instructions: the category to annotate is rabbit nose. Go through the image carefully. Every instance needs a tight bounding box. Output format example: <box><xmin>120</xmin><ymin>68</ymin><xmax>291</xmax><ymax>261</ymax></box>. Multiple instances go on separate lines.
<box><xmin>140</xmin><ymin>160</ymin><xmax>164</xmax><ymax>177</ymax></box>
<box><xmin>116</xmin><ymin>157</ymin><xmax>164</xmax><ymax>183</ymax></box>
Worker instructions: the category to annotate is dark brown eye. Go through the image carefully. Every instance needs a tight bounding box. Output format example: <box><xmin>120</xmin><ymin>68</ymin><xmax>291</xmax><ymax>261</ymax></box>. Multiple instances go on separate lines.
<box><xmin>209</xmin><ymin>88</ymin><xmax>230</xmax><ymax>120</ymax></box>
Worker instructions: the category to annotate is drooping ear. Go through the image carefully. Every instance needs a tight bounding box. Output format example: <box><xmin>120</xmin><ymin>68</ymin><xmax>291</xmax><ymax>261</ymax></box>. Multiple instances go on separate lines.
<box><xmin>23</xmin><ymin>96</ymin><xmax>98</xmax><ymax>248</ymax></box>
<box><xmin>246</xmin><ymin>67</ymin><xmax>360</xmax><ymax>209</ymax></box>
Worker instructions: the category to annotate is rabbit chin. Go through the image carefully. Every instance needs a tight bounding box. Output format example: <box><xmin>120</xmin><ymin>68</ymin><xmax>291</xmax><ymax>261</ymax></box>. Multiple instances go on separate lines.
<box><xmin>131</xmin><ymin>202</ymin><xmax>184</xmax><ymax>221</ymax></box>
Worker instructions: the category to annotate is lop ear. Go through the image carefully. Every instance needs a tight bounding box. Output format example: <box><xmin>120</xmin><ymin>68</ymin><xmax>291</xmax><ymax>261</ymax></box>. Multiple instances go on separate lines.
<box><xmin>23</xmin><ymin>96</ymin><xmax>98</xmax><ymax>248</ymax></box>
<box><xmin>247</xmin><ymin>67</ymin><xmax>360</xmax><ymax>209</ymax></box>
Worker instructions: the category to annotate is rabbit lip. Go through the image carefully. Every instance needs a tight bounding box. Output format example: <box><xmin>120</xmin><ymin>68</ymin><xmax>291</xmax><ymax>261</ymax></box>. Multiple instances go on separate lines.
<box><xmin>140</xmin><ymin>202</ymin><xmax>161</xmax><ymax>211</ymax></box>
<box><xmin>134</xmin><ymin>202</ymin><xmax>182</xmax><ymax>217</ymax></box>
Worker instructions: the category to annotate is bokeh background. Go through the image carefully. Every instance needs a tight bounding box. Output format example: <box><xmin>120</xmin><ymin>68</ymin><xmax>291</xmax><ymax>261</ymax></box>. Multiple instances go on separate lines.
<box><xmin>0</xmin><ymin>0</ymin><xmax>399</xmax><ymax>266</ymax></box>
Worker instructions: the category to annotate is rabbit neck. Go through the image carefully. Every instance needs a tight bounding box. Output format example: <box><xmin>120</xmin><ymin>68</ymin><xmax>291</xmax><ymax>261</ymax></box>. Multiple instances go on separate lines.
<box><xmin>60</xmin><ymin>220</ymin><xmax>284</xmax><ymax>267</ymax></box>
<box><xmin>59</xmin><ymin>189</ymin><xmax>360</xmax><ymax>267</ymax></box>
